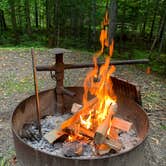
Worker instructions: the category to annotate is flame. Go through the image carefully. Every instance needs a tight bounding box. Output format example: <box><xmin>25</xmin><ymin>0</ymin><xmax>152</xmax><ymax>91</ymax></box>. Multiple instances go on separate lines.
<box><xmin>80</xmin><ymin>112</ymin><xmax>92</xmax><ymax>129</ymax></box>
<box><xmin>81</xmin><ymin>39</ymin><xmax>116</xmax><ymax>130</ymax></box>
<box><xmin>61</xmin><ymin>7</ymin><xmax>117</xmax><ymax>142</ymax></box>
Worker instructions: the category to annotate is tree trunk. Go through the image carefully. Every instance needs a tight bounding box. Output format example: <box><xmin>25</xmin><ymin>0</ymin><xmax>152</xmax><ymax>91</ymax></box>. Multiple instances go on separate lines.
<box><xmin>34</xmin><ymin>0</ymin><xmax>39</xmax><ymax>29</ymax></box>
<box><xmin>149</xmin><ymin>10</ymin><xmax>166</xmax><ymax>58</ymax></box>
<box><xmin>149</xmin><ymin>0</ymin><xmax>159</xmax><ymax>43</ymax></box>
<box><xmin>52</xmin><ymin>0</ymin><xmax>59</xmax><ymax>46</ymax></box>
<box><xmin>9</xmin><ymin>0</ymin><xmax>19</xmax><ymax>44</ymax></box>
<box><xmin>92</xmin><ymin>0</ymin><xmax>97</xmax><ymax>50</ymax></box>
<box><xmin>25</xmin><ymin>0</ymin><xmax>31</xmax><ymax>34</ymax></box>
<box><xmin>158</xmin><ymin>22</ymin><xmax>166</xmax><ymax>58</ymax></box>
<box><xmin>119</xmin><ymin>0</ymin><xmax>126</xmax><ymax>53</ymax></box>
<box><xmin>108</xmin><ymin>0</ymin><xmax>117</xmax><ymax>46</ymax></box>
<box><xmin>0</xmin><ymin>9</ymin><xmax>7</xmax><ymax>33</ymax></box>
<box><xmin>46</xmin><ymin>0</ymin><xmax>52</xmax><ymax>31</ymax></box>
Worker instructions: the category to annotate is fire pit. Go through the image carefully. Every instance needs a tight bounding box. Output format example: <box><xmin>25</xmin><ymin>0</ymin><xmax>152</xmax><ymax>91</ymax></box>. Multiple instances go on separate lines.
<box><xmin>12</xmin><ymin>48</ymin><xmax>149</xmax><ymax>166</ymax></box>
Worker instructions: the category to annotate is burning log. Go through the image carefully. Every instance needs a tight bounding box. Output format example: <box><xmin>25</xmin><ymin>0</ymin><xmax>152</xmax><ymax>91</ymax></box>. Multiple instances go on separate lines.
<box><xmin>61</xmin><ymin>98</ymin><xmax>98</xmax><ymax>130</ymax></box>
<box><xmin>70</xmin><ymin>103</ymin><xmax>132</xmax><ymax>132</ymax></box>
<box><xmin>97</xmin><ymin>144</ymin><xmax>111</xmax><ymax>155</ymax></box>
<box><xmin>95</xmin><ymin>103</ymin><xmax>117</xmax><ymax>137</ymax></box>
<box><xmin>95</xmin><ymin>132</ymin><xmax>122</xmax><ymax>152</ymax></box>
<box><xmin>94</xmin><ymin>103</ymin><xmax>122</xmax><ymax>152</ymax></box>
<box><xmin>63</xmin><ymin>125</ymin><xmax>94</xmax><ymax>140</ymax></box>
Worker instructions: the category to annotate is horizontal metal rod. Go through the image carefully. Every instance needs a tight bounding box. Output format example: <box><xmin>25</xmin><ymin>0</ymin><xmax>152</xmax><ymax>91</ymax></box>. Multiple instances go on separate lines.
<box><xmin>36</xmin><ymin>59</ymin><xmax>149</xmax><ymax>71</ymax></box>
<box><xmin>61</xmin><ymin>87</ymin><xmax>76</xmax><ymax>97</ymax></box>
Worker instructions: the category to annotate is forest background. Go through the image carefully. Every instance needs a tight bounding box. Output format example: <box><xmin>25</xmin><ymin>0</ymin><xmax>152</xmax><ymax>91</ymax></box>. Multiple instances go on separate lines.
<box><xmin>0</xmin><ymin>0</ymin><xmax>166</xmax><ymax>74</ymax></box>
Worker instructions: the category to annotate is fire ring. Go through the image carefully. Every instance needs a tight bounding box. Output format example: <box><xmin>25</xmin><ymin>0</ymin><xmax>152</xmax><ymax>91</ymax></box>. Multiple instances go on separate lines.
<box><xmin>12</xmin><ymin>85</ymin><xmax>149</xmax><ymax>166</ymax></box>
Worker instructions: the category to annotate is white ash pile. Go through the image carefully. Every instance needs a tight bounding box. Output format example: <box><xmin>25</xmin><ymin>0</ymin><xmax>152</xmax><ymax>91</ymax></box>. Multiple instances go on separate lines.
<box><xmin>21</xmin><ymin>113</ymin><xmax>140</xmax><ymax>158</ymax></box>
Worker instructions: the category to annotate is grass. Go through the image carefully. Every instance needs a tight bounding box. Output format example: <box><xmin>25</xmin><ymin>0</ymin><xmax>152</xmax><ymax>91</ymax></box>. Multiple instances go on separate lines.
<box><xmin>160</xmin><ymin>124</ymin><xmax>166</xmax><ymax>130</ymax></box>
<box><xmin>0</xmin><ymin>38</ymin><xmax>165</xmax><ymax>75</ymax></box>
<box><xmin>0</xmin><ymin>74</ymin><xmax>45</xmax><ymax>96</ymax></box>
<box><xmin>0</xmin><ymin>148</ymin><xmax>15</xmax><ymax>166</ymax></box>
<box><xmin>0</xmin><ymin>46</ymin><xmax>47</xmax><ymax>51</ymax></box>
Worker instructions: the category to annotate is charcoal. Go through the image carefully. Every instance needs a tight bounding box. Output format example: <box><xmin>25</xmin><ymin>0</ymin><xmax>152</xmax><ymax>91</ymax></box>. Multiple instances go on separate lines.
<box><xmin>62</xmin><ymin>142</ymin><xmax>83</xmax><ymax>157</ymax></box>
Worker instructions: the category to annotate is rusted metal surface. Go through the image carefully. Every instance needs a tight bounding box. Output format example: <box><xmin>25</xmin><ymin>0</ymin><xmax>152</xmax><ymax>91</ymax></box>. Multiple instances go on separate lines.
<box><xmin>111</xmin><ymin>76</ymin><xmax>142</xmax><ymax>105</ymax></box>
<box><xmin>36</xmin><ymin>59</ymin><xmax>149</xmax><ymax>71</ymax></box>
<box><xmin>12</xmin><ymin>83</ymin><xmax>149</xmax><ymax>166</ymax></box>
<box><xmin>31</xmin><ymin>48</ymin><xmax>42</xmax><ymax>136</ymax></box>
<box><xmin>55</xmin><ymin>52</ymin><xmax>65</xmax><ymax>114</ymax></box>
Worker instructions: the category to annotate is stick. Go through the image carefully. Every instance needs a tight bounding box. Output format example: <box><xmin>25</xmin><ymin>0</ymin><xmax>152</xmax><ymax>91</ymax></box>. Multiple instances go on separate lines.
<box><xmin>31</xmin><ymin>48</ymin><xmax>42</xmax><ymax>137</ymax></box>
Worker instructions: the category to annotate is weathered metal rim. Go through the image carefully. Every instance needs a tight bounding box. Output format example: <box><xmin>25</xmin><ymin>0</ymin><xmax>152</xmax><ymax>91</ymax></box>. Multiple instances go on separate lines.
<box><xmin>11</xmin><ymin>88</ymin><xmax>149</xmax><ymax>160</ymax></box>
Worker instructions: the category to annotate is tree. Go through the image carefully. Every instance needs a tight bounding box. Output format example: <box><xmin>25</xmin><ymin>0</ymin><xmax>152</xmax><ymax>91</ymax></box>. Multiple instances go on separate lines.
<box><xmin>9</xmin><ymin>0</ymin><xmax>19</xmax><ymax>44</ymax></box>
<box><xmin>0</xmin><ymin>9</ymin><xmax>7</xmax><ymax>33</ymax></box>
<box><xmin>25</xmin><ymin>0</ymin><xmax>31</xmax><ymax>34</ymax></box>
<box><xmin>108</xmin><ymin>0</ymin><xmax>117</xmax><ymax>46</ymax></box>
<box><xmin>34</xmin><ymin>0</ymin><xmax>39</xmax><ymax>28</ymax></box>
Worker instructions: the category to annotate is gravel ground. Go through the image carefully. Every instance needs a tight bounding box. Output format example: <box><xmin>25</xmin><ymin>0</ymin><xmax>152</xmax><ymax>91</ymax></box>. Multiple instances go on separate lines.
<box><xmin>0</xmin><ymin>49</ymin><xmax>165</xmax><ymax>165</ymax></box>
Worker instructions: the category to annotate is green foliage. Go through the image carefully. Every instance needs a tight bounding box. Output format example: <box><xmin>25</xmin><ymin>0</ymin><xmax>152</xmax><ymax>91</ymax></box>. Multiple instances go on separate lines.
<box><xmin>0</xmin><ymin>73</ymin><xmax>45</xmax><ymax>95</ymax></box>
<box><xmin>0</xmin><ymin>0</ymin><xmax>165</xmax><ymax>75</ymax></box>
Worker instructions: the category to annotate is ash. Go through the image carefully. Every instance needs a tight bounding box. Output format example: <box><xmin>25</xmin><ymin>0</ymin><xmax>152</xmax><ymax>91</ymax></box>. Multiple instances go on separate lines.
<box><xmin>22</xmin><ymin>114</ymin><xmax>140</xmax><ymax>158</ymax></box>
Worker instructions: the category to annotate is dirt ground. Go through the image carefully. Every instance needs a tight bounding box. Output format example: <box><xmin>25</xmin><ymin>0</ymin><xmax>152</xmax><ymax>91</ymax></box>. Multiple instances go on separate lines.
<box><xmin>0</xmin><ymin>49</ymin><xmax>165</xmax><ymax>165</ymax></box>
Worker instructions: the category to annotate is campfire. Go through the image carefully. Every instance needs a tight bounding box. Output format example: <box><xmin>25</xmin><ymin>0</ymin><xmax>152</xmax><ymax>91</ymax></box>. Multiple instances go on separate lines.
<box><xmin>42</xmin><ymin>12</ymin><xmax>133</xmax><ymax>156</ymax></box>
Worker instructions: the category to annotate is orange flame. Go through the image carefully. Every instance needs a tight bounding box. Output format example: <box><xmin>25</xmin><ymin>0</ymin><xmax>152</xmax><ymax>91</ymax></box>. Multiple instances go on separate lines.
<box><xmin>61</xmin><ymin>8</ymin><xmax>117</xmax><ymax>142</ymax></box>
<box><xmin>81</xmin><ymin>39</ymin><xmax>116</xmax><ymax>130</ymax></box>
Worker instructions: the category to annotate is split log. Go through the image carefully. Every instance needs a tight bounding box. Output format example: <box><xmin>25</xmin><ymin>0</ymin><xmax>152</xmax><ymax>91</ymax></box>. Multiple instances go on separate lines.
<box><xmin>94</xmin><ymin>103</ymin><xmax>123</xmax><ymax>151</ymax></box>
<box><xmin>79</xmin><ymin>126</ymin><xmax>95</xmax><ymax>138</ymax></box>
<box><xmin>44</xmin><ymin>129</ymin><xmax>67</xmax><ymax>144</ymax></box>
<box><xmin>64</xmin><ymin>126</ymin><xmax>95</xmax><ymax>139</ymax></box>
<box><xmin>108</xmin><ymin>127</ymin><xmax>119</xmax><ymax>140</ymax></box>
<box><xmin>97</xmin><ymin>144</ymin><xmax>111</xmax><ymax>155</ymax></box>
<box><xmin>112</xmin><ymin>117</ymin><xmax>132</xmax><ymax>132</ymax></box>
<box><xmin>95</xmin><ymin>132</ymin><xmax>122</xmax><ymax>152</ymax></box>
<box><xmin>71</xmin><ymin>103</ymin><xmax>82</xmax><ymax>114</ymax></box>
<box><xmin>95</xmin><ymin>103</ymin><xmax>117</xmax><ymax>137</ymax></box>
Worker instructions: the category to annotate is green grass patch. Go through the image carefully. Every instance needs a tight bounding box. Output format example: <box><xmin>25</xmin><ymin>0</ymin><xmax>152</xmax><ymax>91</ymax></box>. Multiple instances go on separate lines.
<box><xmin>0</xmin><ymin>148</ymin><xmax>15</xmax><ymax>166</ymax></box>
<box><xmin>160</xmin><ymin>124</ymin><xmax>166</xmax><ymax>130</ymax></box>
<box><xmin>1</xmin><ymin>74</ymin><xmax>45</xmax><ymax>95</ymax></box>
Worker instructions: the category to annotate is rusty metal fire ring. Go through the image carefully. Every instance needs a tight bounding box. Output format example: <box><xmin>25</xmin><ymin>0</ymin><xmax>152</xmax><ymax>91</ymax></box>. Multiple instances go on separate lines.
<box><xmin>12</xmin><ymin>87</ymin><xmax>149</xmax><ymax>166</ymax></box>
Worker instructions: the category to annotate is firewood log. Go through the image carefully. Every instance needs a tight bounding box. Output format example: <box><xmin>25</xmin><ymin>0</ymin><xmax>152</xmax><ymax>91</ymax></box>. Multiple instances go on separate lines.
<box><xmin>97</xmin><ymin>144</ymin><xmax>111</xmax><ymax>155</ymax></box>
<box><xmin>95</xmin><ymin>103</ymin><xmax>117</xmax><ymax>137</ymax></box>
<box><xmin>64</xmin><ymin>126</ymin><xmax>95</xmax><ymax>139</ymax></box>
<box><xmin>112</xmin><ymin>117</ymin><xmax>132</xmax><ymax>132</ymax></box>
<box><xmin>71</xmin><ymin>103</ymin><xmax>82</xmax><ymax>114</ymax></box>
<box><xmin>95</xmin><ymin>132</ymin><xmax>122</xmax><ymax>152</ymax></box>
<box><xmin>44</xmin><ymin>129</ymin><xmax>67</xmax><ymax>144</ymax></box>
